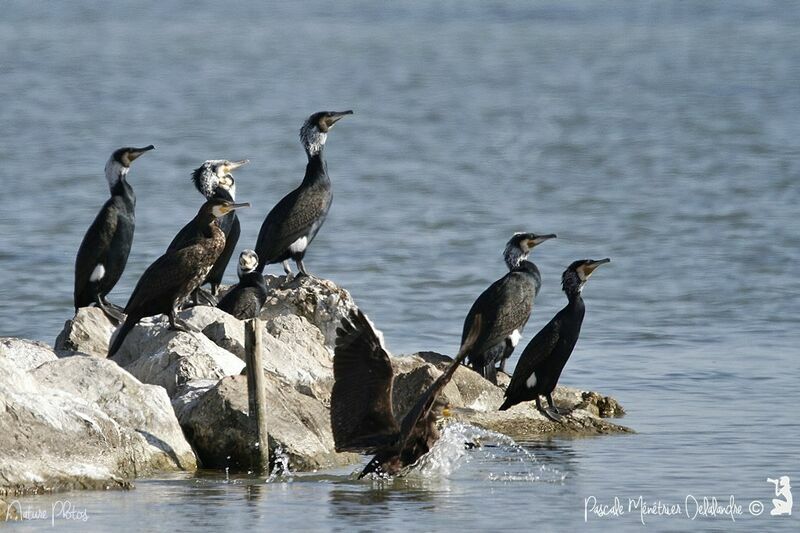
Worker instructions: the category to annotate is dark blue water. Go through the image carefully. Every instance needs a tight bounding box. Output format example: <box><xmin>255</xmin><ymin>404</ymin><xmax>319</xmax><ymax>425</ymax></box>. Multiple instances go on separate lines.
<box><xmin>2</xmin><ymin>1</ymin><xmax>798</xmax><ymax>530</ymax></box>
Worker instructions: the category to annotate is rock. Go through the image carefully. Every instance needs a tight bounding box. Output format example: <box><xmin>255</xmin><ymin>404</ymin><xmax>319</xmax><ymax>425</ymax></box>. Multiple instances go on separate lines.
<box><xmin>0</xmin><ymin>338</ymin><xmax>57</xmax><ymax>371</ymax></box>
<box><xmin>110</xmin><ymin>316</ymin><xmax>244</xmax><ymax>397</ymax></box>
<box><xmin>180</xmin><ymin>374</ymin><xmax>359</xmax><ymax>472</ymax></box>
<box><xmin>0</xmin><ymin>498</ymin><xmax>20</xmax><ymax>521</ymax></box>
<box><xmin>0</xmin><ymin>354</ymin><xmax>196</xmax><ymax>496</ymax></box>
<box><xmin>388</xmin><ymin>352</ymin><xmax>631</xmax><ymax>439</ymax></box>
<box><xmin>193</xmin><ymin>306</ymin><xmax>334</xmax><ymax>401</ymax></box>
<box><xmin>171</xmin><ymin>379</ymin><xmax>218</xmax><ymax>422</ymax></box>
<box><xmin>54</xmin><ymin>307</ymin><xmax>116</xmax><ymax>358</ymax></box>
<box><xmin>260</xmin><ymin>275</ymin><xmax>358</xmax><ymax>349</ymax></box>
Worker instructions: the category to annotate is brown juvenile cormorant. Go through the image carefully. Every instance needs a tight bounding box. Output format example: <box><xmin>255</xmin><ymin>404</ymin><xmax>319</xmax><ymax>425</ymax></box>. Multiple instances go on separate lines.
<box><xmin>108</xmin><ymin>198</ymin><xmax>250</xmax><ymax>357</ymax></box>
<box><xmin>331</xmin><ymin>309</ymin><xmax>481</xmax><ymax>478</ymax></box>
<box><xmin>499</xmin><ymin>258</ymin><xmax>611</xmax><ymax>420</ymax></box>
<box><xmin>254</xmin><ymin>110</ymin><xmax>352</xmax><ymax>278</ymax></box>
<box><xmin>462</xmin><ymin>232</ymin><xmax>556</xmax><ymax>384</ymax></box>
<box><xmin>74</xmin><ymin>145</ymin><xmax>155</xmax><ymax>322</ymax></box>
<box><xmin>167</xmin><ymin>159</ymin><xmax>248</xmax><ymax>301</ymax></box>
<box><xmin>217</xmin><ymin>249</ymin><xmax>269</xmax><ymax>320</ymax></box>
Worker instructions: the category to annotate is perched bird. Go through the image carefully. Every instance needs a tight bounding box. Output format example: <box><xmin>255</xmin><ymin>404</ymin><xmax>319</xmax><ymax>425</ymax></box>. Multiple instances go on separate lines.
<box><xmin>255</xmin><ymin>110</ymin><xmax>353</xmax><ymax>278</ymax></box>
<box><xmin>108</xmin><ymin>198</ymin><xmax>249</xmax><ymax>357</ymax></box>
<box><xmin>500</xmin><ymin>258</ymin><xmax>611</xmax><ymax>420</ymax></box>
<box><xmin>74</xmin><ymin>145</ymin><xmax>155</xmax><ymax>322</ymax></box>
<box><xmin>217</xmin><ymin>249</ymin><xmax>269</xmax><ymax>320</ymax></box>
<box><xmin>462</xmin><ymin>232</ymin><xmax>556</xmax><ymax>384</ymax></box>
<box><xmin>167</xmin><ymin>159</ymin><xmax>248</xmax><ymax>301</ymax></box>
<box><xmin>331</xmin><ymin>309</ymin><xmax>481</xmax><ymax>478</ymax></box>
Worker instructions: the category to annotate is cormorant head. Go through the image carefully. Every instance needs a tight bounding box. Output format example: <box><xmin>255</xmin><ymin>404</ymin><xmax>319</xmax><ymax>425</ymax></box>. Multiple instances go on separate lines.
<box><xmin>104</xmin><ymin>145</ymin><xmax>155</xmax><ymax>186</ymax></box>
<box><xmin>191</xmin><ymin>159</ymin><xmax>248</xmax><ymax>199</ymax></box>
<box><xmin>299</xmin><ymin>110</ymin><xmax>353</xmax><ymax>156</ymax></box>
<box><xmin>562</xmin><ymin>258</ymin><xmax>611</xmax><ymax>295</ymax></box>
<box><xmin>237</xmin><ymin>249</ymin><xmax>259</xmax><ymax>278</ymax></box>
<box><xmin>198</xmin><ymin>198</ymin><xmax>251</xmax><ymax>223</ymax></box>
<box><xmin>503</xmin><ymin>232</ymin><xmax>557</xmax><ymax>269</ymax></box>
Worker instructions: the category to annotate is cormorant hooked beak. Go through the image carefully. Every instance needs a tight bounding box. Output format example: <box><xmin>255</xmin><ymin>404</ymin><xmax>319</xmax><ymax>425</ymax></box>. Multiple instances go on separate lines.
<box><xmin>126</xmin><ymin>145</ymin><xmax>155</xmax><ymax>164</ymax></box>
<box><xmin>527</xmin><ymin>234</ymin><xmax>557</xmax><ymax>249</ymax></box>
<box><xmin>319</xmin><ymin>110</ymin><xmax>353</xmax><ymax>132</ymax></box>
<box><xmin>580</xmin><ymin>258</ymin><xmax>611</xmax><ymax>278</ymax></box>
<box><xmin>222</xmin><ymin>159</ymin><xmax>249</xmax><ymax>174</ymax></box>
<box><xmin>226</xmin><ymin>202</ymin><xmax>250</xmax><ymax>212</ymax></box>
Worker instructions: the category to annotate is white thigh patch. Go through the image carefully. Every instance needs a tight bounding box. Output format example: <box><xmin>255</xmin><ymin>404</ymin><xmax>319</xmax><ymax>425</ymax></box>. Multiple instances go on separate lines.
<box><xmin>509</xmin><ymin>329</ymin><xmax>522</xmax><ymax>347</ymax></box>
<box><xmin>288</xmin><ymin>236</ymin><xmax>308</xmax><ymax>254</ymax></box>
<box><xmin>90</xmin><ymin>264</ymin><xmax>105</xmax><ymax>282</ymax></box>
<box><xmin>526</xmin><ymin>372</ymin><xmax>537</xmax><ymax>389</ymax></box>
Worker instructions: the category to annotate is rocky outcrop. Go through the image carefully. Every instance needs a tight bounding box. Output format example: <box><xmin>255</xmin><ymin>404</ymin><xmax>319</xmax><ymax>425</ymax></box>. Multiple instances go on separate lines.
<box><xmin>260</xmin><ymin>275</ymin><xmax>358</xmax><ymax>349</ymax></box>
<box><xmin>0</xmin><ymin>350</ymin><xmax>196</xmax><ymax>496</ymax></box>
<box><xmin>178</xmin><ymin>374</ymin><xmax>359</xmax><ymax>472</ymax></box>
<box><xmin>54</xmin><ymin>307</ymin><xmax>115</xmax><ymax>358</ymax></box>
<box><xmin>0</xmin><ymin>338</ymin><xmax>57</xmax><ymax>371</ymax></box>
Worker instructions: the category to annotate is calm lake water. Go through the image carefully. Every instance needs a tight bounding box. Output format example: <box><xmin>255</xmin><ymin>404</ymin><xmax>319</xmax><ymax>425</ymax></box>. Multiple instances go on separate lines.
<box><xmin>2</xmin><ymin>0</ymin><xmax>798</xmax><ymax>530</ymax></box>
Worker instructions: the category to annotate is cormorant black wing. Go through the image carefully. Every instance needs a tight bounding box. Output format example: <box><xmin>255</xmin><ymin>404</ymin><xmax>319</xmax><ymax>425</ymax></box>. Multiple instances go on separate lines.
<box><xmin>124</xmin><ymin>248</ymin><xmax>196</xmax><ymax>314</ymax></box>
<box><xmin>167</xmin><ymin>218</ymin><xmax>202</xmax><ymax>252</ymax></box>
<box><xmin>74</xmin><ymin>200</ymin><xmax>118</xmax><ymax>306</ymax></box>
<box><xmin>462</xmin><ymin>272</ymin><xmax>534</xmax><ymax>355</ymax></box>
<box><xmin>506</xmin><ymin>315</ymin><xmax>562</xmax><ymax>395</ymax></box>
<box><xmin>256</xmin><ymin>185</ymin><xmax>330</xmax><ymax>263</ymax></box>
<box><xmin>331</xmin><ymin>309</ymin><xmax>399</xmax><ymax>453</ymax></box>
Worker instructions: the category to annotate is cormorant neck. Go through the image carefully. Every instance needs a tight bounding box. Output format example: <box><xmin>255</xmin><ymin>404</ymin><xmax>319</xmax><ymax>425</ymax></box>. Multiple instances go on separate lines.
<box><xmin>105</xmin><ymin>159</ymin><xmax>129</xmax><ymax>194</ymax></box>
<box><xmin>213</xmin><ymin>187</ymin><xmax>235</xmax><ymax>202</ymax></box>
<box><xmin>302</xmin><ymin>151</ymin><xmax>329</xmax><ymax>185</ymax></box>
<box><xmin>562</xmin><ymin>273</ymin><xmax>585</xmax><ymax>301</ymax></box>
<box><xmin>503</xmin><ymin>245</ymin><xmax>529</xmax><ymax>270</ymax></box>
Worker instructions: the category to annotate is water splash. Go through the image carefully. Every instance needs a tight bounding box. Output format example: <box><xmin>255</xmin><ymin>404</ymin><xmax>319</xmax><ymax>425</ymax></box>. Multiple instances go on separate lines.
<box><xmin>266</xmin><ymin>446</ymin><xmax>294</xmax><ymax>483</ymax></box>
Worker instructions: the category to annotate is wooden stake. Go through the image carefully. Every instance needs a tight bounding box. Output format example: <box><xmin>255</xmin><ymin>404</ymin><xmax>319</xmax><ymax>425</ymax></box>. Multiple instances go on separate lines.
<box><xmin>245</xmin><ymin>318</ymin><xmax>269</xmax><ymax>474</ymax></box>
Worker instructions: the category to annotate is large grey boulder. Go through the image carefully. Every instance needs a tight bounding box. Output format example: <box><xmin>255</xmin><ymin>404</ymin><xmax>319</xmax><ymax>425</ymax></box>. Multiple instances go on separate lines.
<box><xmin>260</xmin><ymin>275</ymin><xmax>358</xmax><ymax>349</ymax></box>
<box><xmin>179</xmin><ymin>374</ymin><xmax>359</xmax><ymax>472</ymax></box>
<box><xmin>0</xmin><ymin>338</ymin><xmax>57</xmax><ymax>371</ymax></box>
<box><xmin>110</xmin><ymin>315</ymin><xmax>244</xmax><ymax>397</ymax></box>
<box><xmin>0</xmin><ymin>353</ymin><xmax>196</xmax><ymax>496</ymax></box>
<box><xmin>193</xmin><ymin>306</ymin><xmax>334</xmax><ymax>401</ymax></box>
<box><xmin>54</xmin><ymin>307</ymin><xmax>115</xmax><ymax>358</ymax></box>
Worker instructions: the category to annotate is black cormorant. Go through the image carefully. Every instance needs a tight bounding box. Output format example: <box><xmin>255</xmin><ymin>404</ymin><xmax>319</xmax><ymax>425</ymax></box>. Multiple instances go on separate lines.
<box><xmin>217</xmin><ymin>249</ymin><xmax>269</xmax><ymax>320</ymax></box>
<box><xmin>108</xmin><ymin>198</ymin><xmax>250</xmax><ymax>357</ymax></box>
<box><xmin>167</xmin><ymin>159</ymin><xmax>248</xmax><ymax>300</ymax></box>
<box><xmin>499</xmin><ymin>258</ymin><xmax>611</xmax><ymax>420</ymax></box>
<box><xmin>331</xmin><ymin>309</ymin><xmax>481</xmax><ymax>478</ymax></box>
<box><xmin>74</xmin><ymin>145</ymin><xmax>155</xmax><ymax>322</ymax></box>
<box><xmin>254</xmin><ymin>110</ymin><xmax>352</xmax><ymax>278</ymax></box>
<box><xmin>462</xmin><ymin>232</ymin><xmax>556</xmax><ymax>384</ymax></box>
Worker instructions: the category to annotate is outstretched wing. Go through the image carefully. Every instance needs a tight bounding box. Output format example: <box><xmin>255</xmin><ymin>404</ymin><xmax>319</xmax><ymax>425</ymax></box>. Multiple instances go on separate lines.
<box><xmin>330</xmin><ymin>309</ymin><xmax>399</xmax><ymax>453</ymax></box>
<box><xmin>398</xmin><ymin>314</ymin><xmax>482</xmax><ymax>446</ymax></box>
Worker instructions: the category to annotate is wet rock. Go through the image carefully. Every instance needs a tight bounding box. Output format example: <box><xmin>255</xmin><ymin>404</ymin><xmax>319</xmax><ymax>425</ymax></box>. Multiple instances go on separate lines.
<box><xmin>180</xmin><ymin>374</ymin><xmax>359</xmax><ymax>472</ymax></box>
<box><xmin>110</xmin><ymin>316</ymin><xmax>244</xmax><ymax>397</ymax></box>
<box><xmin>0</xmin><ymin>338</ymin><xmax>57</xmax><ymax>371</ymax></box>
<box><xmin>54</xmin><ymin>307</ymin><xmax>115</xmax><ymax>358</ymax></box>
<box><xmin>260</xmin><ymin>275</ymin><xmax>358</xmax><ymax>349</ymax></box>
<box><xmin>0</xmin><ymin>353</ymin><xmax>196</xmax><ymax>496</ymax></box>
<box><xmin>577</xmin><ymin>391</ymin><xmax>626</xmax><ymax>418</ymax></box>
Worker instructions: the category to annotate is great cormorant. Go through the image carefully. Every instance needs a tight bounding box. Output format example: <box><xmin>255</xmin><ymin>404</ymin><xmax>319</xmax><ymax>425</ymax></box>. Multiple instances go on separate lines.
<box><xmin>462</xmin><ymin>232</ymin><xmax>556</xmax><ymax>384</ymax></box>
<box><xmin>499</xmin><ymin>258</ymin><xmax>611</xmax><ymax>420</ymax></box>
<box><xmin>255</xmin><ymin>110</ymin><xmax>352</xmax><ymax>278</ymax></box>
<box><xmin>108</xmin><ymin>198</ymin><xmax>249</xmax><ymax>357</ymax></box>
<box><xmin>74</xmin><ymin>145</ymin><xmax>155</xmax><ymax>322</ymax></box>
<box><xmin>167</xmin><ymin>159</ymin><xmax>248</xmax><ymax>301</ymax></box>
<box><xmin>331</xmin><ymin>309</ymin><xmax>481</xmax><ymax>478</ymax></box>
<box><xmin>217</xmin><ymin>249</ymin><xmax>269</xmax><ymax>320</ymax></box>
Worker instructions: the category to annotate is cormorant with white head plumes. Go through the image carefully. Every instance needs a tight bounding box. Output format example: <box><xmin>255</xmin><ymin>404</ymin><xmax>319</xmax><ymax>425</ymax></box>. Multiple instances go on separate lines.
<box><xmin>217</xmin><ymin>249</ymin><xmax>268</xmax><ymax>320</ymax></box>
<box><xmin>254</xmin><ymin>110</ymin><xmax>353</xmax><ymax>279</ymax></box>
<box><xmin>167</xmin><ymin>159</ymin><xmax>248</xmax><ymax>300</ymax></box>
<box><xmin>108</xmin><ymin>198</ymin><xmax>250</xmax><ymax>357</ymax></box>
<box><xmin>74</xmin><ymin>145</ymin><xmax>155</xmax><ymax>322</ymax></box>
<box><xmin>500</xmin><ymin>258</ymin><xmax>611</xmax><ymax>420</ymax></box>
<box><xmin>331</xmin><ymin>309</ymin><xmax>481</xmax><ymax>478</ymax></box>
<box><xmin>461</xmin><ymin>232</ymin><xmax>556</xmax><ymax>385</ymax></box>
